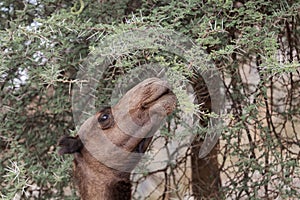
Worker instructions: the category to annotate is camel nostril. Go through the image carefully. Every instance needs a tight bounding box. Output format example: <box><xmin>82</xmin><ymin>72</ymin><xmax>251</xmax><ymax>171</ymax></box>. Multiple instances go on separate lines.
<box><xmin>140</xmin><ymin>102</ymin><xmax>149</xmax><ymax>110</ymax></box>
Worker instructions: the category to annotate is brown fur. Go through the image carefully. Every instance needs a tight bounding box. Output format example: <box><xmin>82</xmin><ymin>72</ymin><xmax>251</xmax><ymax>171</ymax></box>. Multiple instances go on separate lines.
<box><xmin>58</xmin><ymin>78</ymin><xmax>176</xmax><ymax>200</ymax></box>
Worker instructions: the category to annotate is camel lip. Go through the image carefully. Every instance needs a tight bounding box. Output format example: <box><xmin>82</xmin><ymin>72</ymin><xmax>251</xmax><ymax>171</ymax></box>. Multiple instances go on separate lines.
<box><xmin>141</xmin><ymin>88</ymin><xmax>175</xmax><ymax>108</ymax></box>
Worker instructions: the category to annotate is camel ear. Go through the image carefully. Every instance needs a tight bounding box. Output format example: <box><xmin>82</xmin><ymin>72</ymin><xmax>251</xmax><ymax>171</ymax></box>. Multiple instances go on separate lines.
<box><xmin>57</xmin><ymin>135</ymin><xmax>83</xmax><ymax>155</ymax></box>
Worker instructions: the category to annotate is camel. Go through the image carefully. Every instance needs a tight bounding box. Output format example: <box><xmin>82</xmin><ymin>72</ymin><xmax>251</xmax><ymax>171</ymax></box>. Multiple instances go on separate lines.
<box><xmin>58</xmin><ymin>78</ymin><xmax>177</xmax><ymax>200</ymax></box>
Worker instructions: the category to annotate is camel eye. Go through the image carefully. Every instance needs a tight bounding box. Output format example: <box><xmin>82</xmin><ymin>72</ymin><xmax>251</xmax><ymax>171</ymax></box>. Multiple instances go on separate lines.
<box><xmin>98</xmin><ymin>114</ymin><xmax>109</xmax><ymax>122</ymax></box>
<box><xmin>97</xmin><ymin>107</ymin><xmax>114</xmax><ymax>129</ymax></box>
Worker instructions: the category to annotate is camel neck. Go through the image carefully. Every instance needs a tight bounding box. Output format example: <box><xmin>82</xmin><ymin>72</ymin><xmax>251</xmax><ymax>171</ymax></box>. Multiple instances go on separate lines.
<box><xmin>73</xmin><ymin>151</ymin><xmax>132</xmax><ymax>200</ymax></box>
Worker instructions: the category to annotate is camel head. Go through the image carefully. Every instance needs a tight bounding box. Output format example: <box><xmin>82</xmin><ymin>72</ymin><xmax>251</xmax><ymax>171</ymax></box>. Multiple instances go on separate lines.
<box><xmin>58</xmin><ymin>78</ymin><xmax>177</xmax><ymax>172</ymax></box>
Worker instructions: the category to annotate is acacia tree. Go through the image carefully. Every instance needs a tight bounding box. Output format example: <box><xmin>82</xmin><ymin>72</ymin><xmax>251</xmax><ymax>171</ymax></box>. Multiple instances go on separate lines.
<box><xmin>1</xmin><ymin>0</ymin><xmax>299</xmax><ymax>199</ymax></box>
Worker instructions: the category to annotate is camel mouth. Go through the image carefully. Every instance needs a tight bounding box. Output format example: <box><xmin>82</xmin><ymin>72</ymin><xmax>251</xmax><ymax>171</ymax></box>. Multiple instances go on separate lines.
<box><xmin>134</xmin><ymin>137</ymin><xmax>153</xmax><ymax>153</ymax></box>
<box><xmin>110</xmin><ymin>78</ymin><xmax>177</xmax><ymax>154</ymax></box>
<box><xmin>132</xmin><ymin>87</ymin><xmax>175</xmax><ymax>153</ymax></box>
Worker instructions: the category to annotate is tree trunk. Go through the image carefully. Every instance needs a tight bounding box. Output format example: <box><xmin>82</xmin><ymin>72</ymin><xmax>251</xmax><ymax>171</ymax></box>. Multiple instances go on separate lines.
<box><xmin>190</xmin><ymin>74</ymin><xmax>222</xmax><ymax>199</ymax></box>
<box><xmin>191</xmin><ymin>140</ymin><xmax>221</xmax><ymax>199</ymax></box>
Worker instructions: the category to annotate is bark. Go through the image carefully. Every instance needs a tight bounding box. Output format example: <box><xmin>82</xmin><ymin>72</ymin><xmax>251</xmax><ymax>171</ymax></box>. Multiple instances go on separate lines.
<box><xmin>191</xmin><ymin>140</ymin><xmax>221</xmax><ymax>199</ymax></box>
<box><xmin>190</xmin><ymin>74</ymin><xmax>222</xmax><ymax>199</ymax></box>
